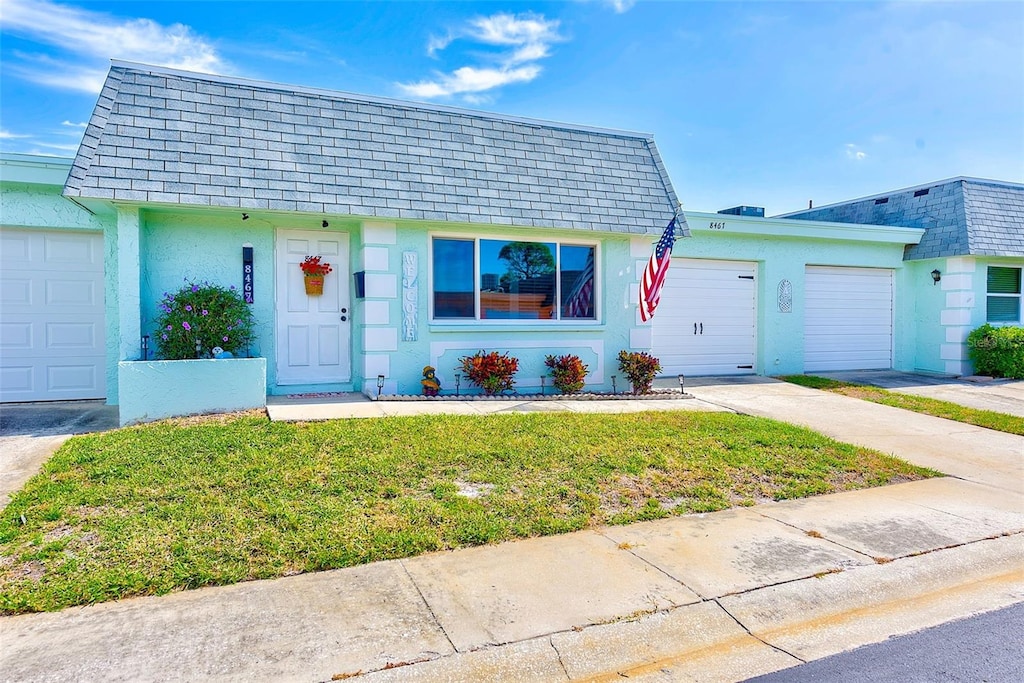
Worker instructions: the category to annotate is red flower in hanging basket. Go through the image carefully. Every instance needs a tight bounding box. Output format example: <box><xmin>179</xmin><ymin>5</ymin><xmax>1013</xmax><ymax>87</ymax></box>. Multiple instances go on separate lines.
<box><xmin>300</xmin><ymin>255</ymin><xmax>333</xmax><ymax>276</ymax></box>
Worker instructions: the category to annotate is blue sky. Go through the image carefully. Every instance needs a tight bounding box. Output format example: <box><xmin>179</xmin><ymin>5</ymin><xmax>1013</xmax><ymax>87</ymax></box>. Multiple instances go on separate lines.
<box><xmin>1</xmin><ymin>0</ymin><xmax>1021</xmax><ymax>215</ymax></box>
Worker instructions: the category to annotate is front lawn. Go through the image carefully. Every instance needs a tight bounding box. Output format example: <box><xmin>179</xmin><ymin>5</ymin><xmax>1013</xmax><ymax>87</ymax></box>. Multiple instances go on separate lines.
<box><xmin>780</xmin><ymin>375</ymin><xmax>1024</xmax><ymax>436</ymax></box>
<box><xmin>0</xmin><ymin>411</ymin><xmax>937</xmax><ymax>614</ymax></box>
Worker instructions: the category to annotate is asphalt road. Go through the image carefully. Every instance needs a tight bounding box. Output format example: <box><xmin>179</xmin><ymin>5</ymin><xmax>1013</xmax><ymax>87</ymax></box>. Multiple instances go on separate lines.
<box><xmin>746</xmin><ymin>602</ymin><xmax>1024</xmax><ymax>682</ymax></box>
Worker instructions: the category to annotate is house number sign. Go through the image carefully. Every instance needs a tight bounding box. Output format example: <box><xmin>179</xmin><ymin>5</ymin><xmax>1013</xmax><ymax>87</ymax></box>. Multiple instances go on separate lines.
<box><xmin>402</xmin><ymin>251</ymin><xmax>418</xmax><ymax>341</ymax></box>
<box><xmin>242</xmin><ymin>244</ymin><xmax>254</xmax><ymax>304</ymax></box>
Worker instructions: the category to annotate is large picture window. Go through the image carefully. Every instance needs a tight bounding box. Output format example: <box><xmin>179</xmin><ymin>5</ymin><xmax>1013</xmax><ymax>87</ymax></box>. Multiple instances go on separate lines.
<box><xmin>432</xmin><ymin>237</ymin><xmax>597</xmax><ymax>321</ymax></box>
<box><xmin>987</xmin><ymin>266</ymin><xmax>1022</xmax><ymax>323</ymax></box>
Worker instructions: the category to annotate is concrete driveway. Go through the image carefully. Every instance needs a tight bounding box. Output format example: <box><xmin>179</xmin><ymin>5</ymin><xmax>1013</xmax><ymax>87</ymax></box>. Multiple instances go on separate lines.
<box><xmin>0</xmin><ymin>400</ymin><xmax>119</xmax><ymax>509</ymax></box>
<box><xmin>817</xmin><ymin>370</ymin><xmax>1024</xmax><ymax>417</ymax></box>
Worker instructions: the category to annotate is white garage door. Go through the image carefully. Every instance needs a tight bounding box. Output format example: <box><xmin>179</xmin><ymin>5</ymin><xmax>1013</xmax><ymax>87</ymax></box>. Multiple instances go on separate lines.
<box><xmin>0</xmin><ymin>228</ymin><xmax>106</xmax><ymax>402</ymax></box>
<box><xmin>805</xmin><ymin>266</ymin><xmax>893</xmax><ymax>372</ymax></box>
<box><xmin>652</xmin><ymin>259</ymin><xmax>757</xmax><ymax>376</ymax></box>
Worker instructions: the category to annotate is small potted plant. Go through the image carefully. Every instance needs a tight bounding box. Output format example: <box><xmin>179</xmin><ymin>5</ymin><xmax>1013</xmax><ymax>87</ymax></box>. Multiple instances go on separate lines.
<box><xmin>300</xmin><ymin>255</ymin><xmax>333</xmax><ymax>295</ymax></box>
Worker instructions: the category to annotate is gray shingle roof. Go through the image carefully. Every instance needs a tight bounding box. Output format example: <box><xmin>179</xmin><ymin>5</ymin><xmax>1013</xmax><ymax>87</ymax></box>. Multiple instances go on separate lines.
<box><xmin>777</xmin><ymin>178</ymin><xmax>1024</xmax><ymax>259</ymax></box>
<box><xmin>64</xmin><ymin>62</ymin><xmax>680</xmax><ymax>235</ymax></box>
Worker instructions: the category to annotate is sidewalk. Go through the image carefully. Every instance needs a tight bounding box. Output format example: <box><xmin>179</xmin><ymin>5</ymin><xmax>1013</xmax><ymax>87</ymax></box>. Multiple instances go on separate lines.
<box><xmin>2</xmin><ymin>378</ymin><xmax>1022</xmax><ymax>682</ymax></box>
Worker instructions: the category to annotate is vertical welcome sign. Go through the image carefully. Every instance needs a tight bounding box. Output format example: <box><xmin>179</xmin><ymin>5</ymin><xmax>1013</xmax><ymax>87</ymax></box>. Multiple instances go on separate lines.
<box><xmin>402</xmin><ymin>251</ymin><xmax>418</xmax><ymax>341</ymax></box>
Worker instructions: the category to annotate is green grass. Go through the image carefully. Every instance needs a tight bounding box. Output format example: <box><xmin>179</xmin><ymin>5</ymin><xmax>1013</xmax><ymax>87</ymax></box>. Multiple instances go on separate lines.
<box><xmin>779</xmin><ymin>375</ymin><xmax>1024</xmax><ymax>436</ymax></box>
<box><xmin>0</xmin><ymin>411</ymin><xmax>937</xmax><ymax>614</ymax></box>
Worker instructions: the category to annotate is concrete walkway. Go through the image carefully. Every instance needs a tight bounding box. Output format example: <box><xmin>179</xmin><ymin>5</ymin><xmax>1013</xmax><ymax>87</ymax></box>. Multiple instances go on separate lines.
<box><xmin>2</xmin><ymin>379</ymin><xmax>1022</xmax><ymax>682</ymax></box>
<box><xmin>818</xmin><ymin>369</ymin><xmax>1024</xmax><ymax>417</ymax></box>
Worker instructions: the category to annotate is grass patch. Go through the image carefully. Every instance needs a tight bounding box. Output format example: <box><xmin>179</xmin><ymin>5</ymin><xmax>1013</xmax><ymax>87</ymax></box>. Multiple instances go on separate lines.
<box><xmin>780</xmin><ymin>375</ymin><xmax>1024</xmax><ymax>436</ymax></box>
<box><xmin>0</xmin><ymin>411</ymin><xmax>937</xmax><ymax>614</ymax></box>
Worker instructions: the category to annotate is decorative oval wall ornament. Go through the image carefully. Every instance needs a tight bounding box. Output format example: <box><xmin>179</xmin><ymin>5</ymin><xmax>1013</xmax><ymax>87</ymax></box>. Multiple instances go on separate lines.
<box><xmin>778</xmin><ymin>279</ymin><xmax>793</xmax><ymax>313</ymax></box>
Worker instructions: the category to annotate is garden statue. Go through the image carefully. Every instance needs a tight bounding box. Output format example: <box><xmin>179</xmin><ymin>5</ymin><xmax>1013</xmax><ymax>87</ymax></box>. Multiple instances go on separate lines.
<box><xmin>421</xmin><ymin>365</ymin><xmax>441</xmax><ymax>396</ymax></box>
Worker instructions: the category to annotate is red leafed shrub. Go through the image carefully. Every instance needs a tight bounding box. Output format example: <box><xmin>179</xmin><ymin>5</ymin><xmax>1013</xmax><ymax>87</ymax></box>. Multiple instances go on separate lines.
<box><xmin>545</xmin><ymin>354</ymin><xmax>589</xmax><ymax>394</ymax></box>
<box><xmin>459</xmin><ymin>350</ymin><xmax>519</xmax><ymax>395</ymax></box>
<box><xmin>617</xmin><ymin>350</ymin><xmax>662</xmax><ymax>394</ymax></box>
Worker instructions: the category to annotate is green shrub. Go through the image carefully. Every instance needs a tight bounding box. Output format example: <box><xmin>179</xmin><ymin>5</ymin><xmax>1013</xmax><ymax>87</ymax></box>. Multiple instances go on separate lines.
<box><xmin>617</xmin><ymin>350</ymin><xmax>662</xmax><ymax>394</ymax></box>
<box><xmin>966</xmin><ymin>324</ymin><xmax>1024</xmax><ymax>379</ymax></box>
<box><xmin>545</xmin><ymin>354</ymin><xmax>589</xmax><ymax>394</ymax></box>
<box><xmin>154</xmin><ymin>281</ymin><xmax>256</xmax><ymax>360</ymax></box>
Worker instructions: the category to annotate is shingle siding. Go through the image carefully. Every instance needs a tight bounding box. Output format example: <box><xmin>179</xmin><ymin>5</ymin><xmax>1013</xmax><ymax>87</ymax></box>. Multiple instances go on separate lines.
<box><xmin>65</xmin><ymin>64</ymin><xmax>678</xmax><ymax>235</ymax></box>
<box><xmin>781</xmin><ymin>178</ymin><xmax>1024</xmax><ymax>259</ymax></box>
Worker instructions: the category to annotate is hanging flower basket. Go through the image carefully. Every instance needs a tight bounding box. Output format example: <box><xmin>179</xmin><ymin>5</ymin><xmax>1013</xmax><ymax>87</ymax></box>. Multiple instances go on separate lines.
<box><xmin>304</xmin><ymin>273</ymin><xmax>325</xmax><ymax>296</ymax></box>
<box><xmin>300</xmin><ymin>255</ymin><xmax>332</xmax><ymax>296</ymax></box>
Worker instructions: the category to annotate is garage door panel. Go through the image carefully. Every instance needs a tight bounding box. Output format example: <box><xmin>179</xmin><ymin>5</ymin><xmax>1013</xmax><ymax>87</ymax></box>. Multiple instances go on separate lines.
<box><xmin>0</xmin><ymin>228</ymin><xmax>106</xmax><ymax>401</ymax></box>
<box><xmin>805</xmin><ymin>266</ymin><xmax>893</xmax><ymax>373</ymax></box>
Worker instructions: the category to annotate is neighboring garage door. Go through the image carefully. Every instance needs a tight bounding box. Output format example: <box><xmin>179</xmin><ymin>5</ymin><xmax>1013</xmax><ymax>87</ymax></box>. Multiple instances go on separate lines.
<box><xmin>804</xmin><ymin>266</ymin><xmax>893</xmax><ymax>372</ymax></box>
<box><xmin>0</xmin><ymin>228</ymin><xmax>106</xmax><ymax>402</ymax></box>
<box><xmin>652</xmin><ymin>259</ymin><xmax>757</xmax><ymax>375</ymax></box>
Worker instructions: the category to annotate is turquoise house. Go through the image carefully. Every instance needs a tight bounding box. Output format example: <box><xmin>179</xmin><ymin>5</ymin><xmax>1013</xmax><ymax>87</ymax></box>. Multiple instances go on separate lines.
<box><xmin>1</xmin><ymin>62</ymin><xmax>1019</xmax><ymax>422</ymax></box>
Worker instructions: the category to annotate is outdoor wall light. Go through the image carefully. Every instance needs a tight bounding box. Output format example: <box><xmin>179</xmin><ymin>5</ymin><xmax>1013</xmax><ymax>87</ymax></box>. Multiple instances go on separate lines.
<box><xmin>322</xmin><ymin>219</ymin><xmax>329</xmax><ymax>228</ymax></box>
<box><xmin>376</xmin><ymin>374</ymin><xmax>385</xmax><ymax>397</ymax></box>
<box><xmin>611</xmin><ymin>375</ymin><xmax>617</xmax><ymax>395</ymax></box>
<box><xmin>677</xmin><ymin>374</ymin><xmax>686</xmax><ymax>394</ymax></box>
<box><xmin>931</xmin><ymin>269</ymin><xmax>942</xmax><ymax>285</ymax></box>
<box><xmin>141</xmin><ymin>335</ymin><xmax>149</xmax><ymax>361</ymax></box>
<box><xmin>454</xmin><ymin>373</ymin><xmax>461</xmax><ymax>397</ymax></box>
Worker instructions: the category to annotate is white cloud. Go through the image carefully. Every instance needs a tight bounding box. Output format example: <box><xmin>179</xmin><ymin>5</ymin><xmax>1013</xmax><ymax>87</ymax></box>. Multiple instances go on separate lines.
<box><xmin>0</xmin><ymin>129</ymin><xmax>31</xmax><ymax>139</ymax></box>
<box><xmin>398</xmin><ymin>12</ymin><xmax>562</xmax><ymax>101</ymax></box>
<box><xmin>0</xmin><ymin>0</ymin><xmax>228</xmax><ymax>93</ymax></box>
<box><xmin>605</xmin><ymin>0</ymin><xmax>637</xmax><ymax>13</ymax></box>
<box><xmin>61</xmin><ymin>120</ymin><xmax>88</xmax><ymax>128</ymax></box>
<box><xmin>845</xmin><ymin>144</ymin><xmax>868</xmax><ymax>161</ymax></box>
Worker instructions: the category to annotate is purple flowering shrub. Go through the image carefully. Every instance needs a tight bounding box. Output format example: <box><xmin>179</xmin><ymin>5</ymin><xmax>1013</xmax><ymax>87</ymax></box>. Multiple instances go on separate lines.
<box><xmin>154</xmin><ymin>280</ymin><xmax>255</xmax><ymax>359</ymax></box>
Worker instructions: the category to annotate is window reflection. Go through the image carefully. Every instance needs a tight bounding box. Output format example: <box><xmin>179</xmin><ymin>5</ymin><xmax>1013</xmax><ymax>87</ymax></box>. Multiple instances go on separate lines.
<box><xmin>433</xmin><ymin>238</ymin><xmax>474</xmax><ymax>318</ymax></box>
<box><xmin>480</xmin><ymin>240</ymin><xmax>556</xmax><ymax>320</ymax></box>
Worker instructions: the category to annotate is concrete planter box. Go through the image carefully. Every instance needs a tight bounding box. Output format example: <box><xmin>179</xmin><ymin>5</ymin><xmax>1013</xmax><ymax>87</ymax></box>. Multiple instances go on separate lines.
<box><xmin>118</xmin><ymin>358</ymin><xmax>266</xmax><ymax>426</ymax></box>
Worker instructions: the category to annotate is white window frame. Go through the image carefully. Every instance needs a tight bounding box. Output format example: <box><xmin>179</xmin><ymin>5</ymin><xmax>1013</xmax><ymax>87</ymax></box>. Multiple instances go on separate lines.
<box><xmin>986</xmin><ymin>265</ymin><xmax>1022</xmax><ymax>325</ymax></box>
<box><xmin>428</xmin><ymin>232</ymin><xmax>601</xmax><ymax>324</ymax></box>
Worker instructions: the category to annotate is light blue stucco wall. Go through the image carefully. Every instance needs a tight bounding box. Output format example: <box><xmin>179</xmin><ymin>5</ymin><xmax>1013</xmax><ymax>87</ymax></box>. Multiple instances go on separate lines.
<box><xmin>140</xmin><ymin>212</ymin><xmax>276</xmax><ymax>363</ymax></box>
<box><xmin>118</xmin><ymin>358</ymin><xmax>266</xmax><ymax>425</ymax></box>
<box><xmin>357</xmin><ymin>222</ymin><xmax>640</xmax><ymax>396</ymax></box>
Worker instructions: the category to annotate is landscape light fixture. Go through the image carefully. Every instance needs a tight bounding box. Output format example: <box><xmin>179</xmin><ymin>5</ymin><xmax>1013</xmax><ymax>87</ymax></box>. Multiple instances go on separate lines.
<box><xmin>540</xmin><ymin>376</ymin><xmax>545</xmax><ymax>395</ymax></box>
<box><xmin>376</xmin><ymin>374</ymin><xmax>385</xmax><ymax>397</ymax></box>
<box><xmin>241</xmin><ymin>213</ymin><xmax>249</xmax><ymax>220</ymax></box>
<box><xmin>322</xmin><ymin>219</ymin><xmax>329</xmax><ymax>228</ymax></box>
<box><xmin>454</xmin><ymin>373</ymin><xmax>461</xmax><ymax>397</ymax></box>
<box><xmin>931</xmin><ymin>269</ymin><xmax>941</xmax><ymax>285</ymax></box>
<box><xmin>195</xmin><ymin>341</ymin><xmax>202</xmax><ymax>358</ymax></box>
<box><xmin>611</xmin><ymin>375</ymin><xmax>617</xmax><ymax>395</ymax></box>
<box><xmin>678</xmin><ymin>374</ymin><xmax>685</xmax><ymax>394</ymax></box>
<box><xmin>141</xmin><ymin>335</ymin><xmax>149</xmax><ymax>361</ymax></box>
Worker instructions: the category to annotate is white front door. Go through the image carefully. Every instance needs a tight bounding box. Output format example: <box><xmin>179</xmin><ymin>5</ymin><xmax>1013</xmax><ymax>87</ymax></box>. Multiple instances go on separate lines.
<box><xmin>0</xmin><ymin>228</ymin><xmax>106</xmax><ymax>402</ymax></box>
<box><xmin>652</xmin><ymin>258</ymin><xmax>757</xmax><ymax>376</ymax></box>
<box><xmin>275</xmin><ymin>230</ymin><xmax>351</xmax><ymax>385</ymax></box>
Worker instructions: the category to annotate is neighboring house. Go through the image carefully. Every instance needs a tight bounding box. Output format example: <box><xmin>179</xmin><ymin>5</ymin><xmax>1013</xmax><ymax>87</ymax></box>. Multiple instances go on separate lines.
<box><xmin>22</xmin><ymin>61</ymin><xmax>1018</xmax><ymax>423</ymax></box>
<box><xmin>781</xmin><ymin>178</ymin><xmax>1024</xmax><ymax>375</ymax></box>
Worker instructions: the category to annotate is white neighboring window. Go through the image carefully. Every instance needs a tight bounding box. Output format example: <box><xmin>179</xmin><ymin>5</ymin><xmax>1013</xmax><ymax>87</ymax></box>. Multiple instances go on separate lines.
<box><xmin>987</xmin><ymin>266</ymin><xmax>1022</xmax><ymax>323</ymax></box>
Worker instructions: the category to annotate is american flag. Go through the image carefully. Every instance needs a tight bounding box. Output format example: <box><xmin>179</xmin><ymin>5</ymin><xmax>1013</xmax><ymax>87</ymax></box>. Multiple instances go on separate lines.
<box><xmin>639</xmin><ymin>217</ymin><xmax>683</xmax><ymax>322</ymax></box>
<box><xmin>564</xmin><ymin>250</ymin><xmax>595</xmax><ymax>318</ymax></box>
